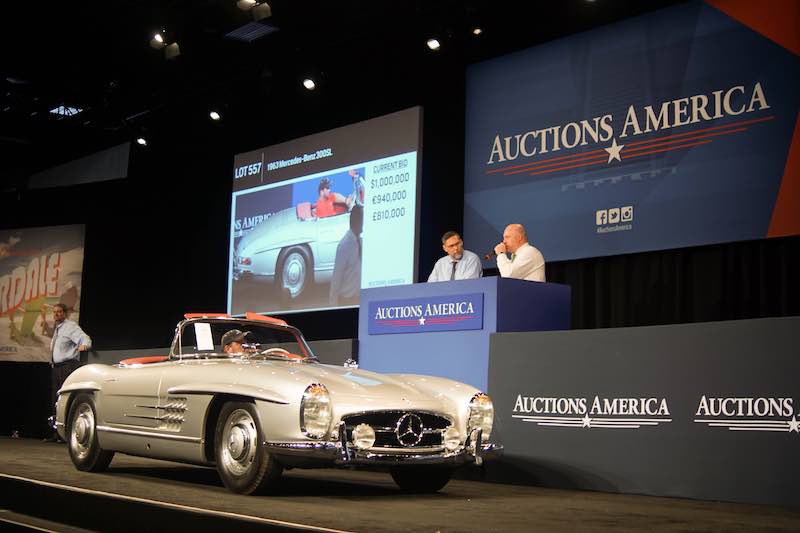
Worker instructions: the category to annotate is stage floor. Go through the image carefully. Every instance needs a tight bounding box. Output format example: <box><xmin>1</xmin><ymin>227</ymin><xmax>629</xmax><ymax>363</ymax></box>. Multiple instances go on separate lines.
<box><xmin>1</xmin><ymin>438</ymin><xmax>799</xmax><ymax>532</ymax></box>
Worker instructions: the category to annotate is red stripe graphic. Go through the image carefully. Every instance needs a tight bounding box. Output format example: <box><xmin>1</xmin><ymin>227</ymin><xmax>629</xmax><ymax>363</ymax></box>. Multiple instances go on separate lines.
<box><xmin>528</xmin><ymin>140</ymin><xmax>713</xmax><ymax>176</ymax></box>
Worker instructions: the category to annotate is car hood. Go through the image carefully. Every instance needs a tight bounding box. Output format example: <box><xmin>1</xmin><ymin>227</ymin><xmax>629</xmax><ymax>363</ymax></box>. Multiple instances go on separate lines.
<box><xmin>240</xmin><ymin>359</ymin><xmax>465</xmax><ymax>413</ymax></box>
<box><xmin>255</xmin><ymin>361</ymin><xmax>429</xmax><ymax>399</ymax></box>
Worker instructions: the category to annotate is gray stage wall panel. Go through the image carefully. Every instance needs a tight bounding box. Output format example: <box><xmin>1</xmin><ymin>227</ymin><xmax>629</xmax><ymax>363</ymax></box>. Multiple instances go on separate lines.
<box><xmin>487</xmin><ymin>317</ymin><xmax>799</xmax><ymax>506</ymax></box>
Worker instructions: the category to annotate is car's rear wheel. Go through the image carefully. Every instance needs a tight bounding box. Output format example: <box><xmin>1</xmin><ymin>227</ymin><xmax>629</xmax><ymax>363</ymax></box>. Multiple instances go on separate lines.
<box><xmin>277</xmin><ymin>246</ymin><xmax>311</xmax><ymax>299</ymax></box>
<box><xmin>67</xmin><ymin>393</ymin><xmax>114</xmax><ymax>472</ymax></box>
<box><xmin>214</xmin><ymin>401</ymin><xmax>282</xmax><ymax>495</ymax></box>
<box><xmin>390</xmin><ymin>466</ymin><xmax>454</xmax><ymax>493</ymax></box>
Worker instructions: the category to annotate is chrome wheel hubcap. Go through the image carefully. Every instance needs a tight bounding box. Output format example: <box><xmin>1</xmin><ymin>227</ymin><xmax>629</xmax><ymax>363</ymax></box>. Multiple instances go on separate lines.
<box><xmin>71</xmin><ymin>403</ymin><xmax>95</xmax><ymax>460</ymax></box>
<box><xmin>221</xmin><ymin>409</ymin><xmax>258</xmax><ymax>476</ymax></box>
<box><xmin>282</xmin><ymin>252</ymin><xmax>306</xmax><ymax>297</ymax></box>
<box><xmin>227</xmin><ymin>426</ymin><xmax>248</xmax><ymax>460</ymax></box>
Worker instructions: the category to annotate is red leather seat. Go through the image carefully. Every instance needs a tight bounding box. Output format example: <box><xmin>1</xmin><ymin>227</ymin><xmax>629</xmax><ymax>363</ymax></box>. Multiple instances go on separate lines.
<box><xmin>119</xmin><ymin>355</ymin><xmax>169</xmax><ymax>366</ymax></box>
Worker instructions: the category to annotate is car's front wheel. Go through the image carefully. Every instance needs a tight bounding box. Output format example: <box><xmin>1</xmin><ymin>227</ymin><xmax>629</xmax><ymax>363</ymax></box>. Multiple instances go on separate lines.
<box><xmin>214</xmin><ymin>401</ymin><xmax>282</xmax><ymax>495</ymax></box>
<box><xmin>390</xmin><ymin>466</ymin><xmax>454</xmax><ymax>493</ymax></box>
<box><xmin>67</xmin><ymin>393</ymin><xmax>114</xmax><ymax>472</ymax></box>
<box><xmin>277</xmin><ymin>246</ymin><xmax>311</xmax><ymax>299</ymax></box>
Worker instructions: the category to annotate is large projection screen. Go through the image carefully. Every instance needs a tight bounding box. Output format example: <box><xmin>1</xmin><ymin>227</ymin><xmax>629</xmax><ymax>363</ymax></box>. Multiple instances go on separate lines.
<box><xmin>464</xmin><ymin>1</ymin><xmax>799</xmax><ymax>264</ymax></box>
<box><xmin>228</xmin><ymin>107</ymin><xmax>422</xmax><ymax>315</ymax></box>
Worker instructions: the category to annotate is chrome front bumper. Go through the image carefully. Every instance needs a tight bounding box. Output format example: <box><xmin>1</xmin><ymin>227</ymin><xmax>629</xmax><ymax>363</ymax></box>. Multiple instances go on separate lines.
<box><xmin>266</xmin><ymin>424</ymin><xmax>502</xmax><ymax>466</ymax></box>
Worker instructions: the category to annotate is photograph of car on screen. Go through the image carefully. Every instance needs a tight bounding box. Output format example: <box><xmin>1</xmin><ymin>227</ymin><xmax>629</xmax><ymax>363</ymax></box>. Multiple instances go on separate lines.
<box><xmin>230</xmin><ymin>167</ymin><xmax>365</xmax><ymax>315</ymax></box>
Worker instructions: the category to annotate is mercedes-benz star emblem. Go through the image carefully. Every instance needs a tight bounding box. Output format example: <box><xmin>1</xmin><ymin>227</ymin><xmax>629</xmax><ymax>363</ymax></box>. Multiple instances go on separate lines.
<box><xmin>395</xmin><ymin>413</ymin><xmax>424</xmax><ymax>446</ymax></box>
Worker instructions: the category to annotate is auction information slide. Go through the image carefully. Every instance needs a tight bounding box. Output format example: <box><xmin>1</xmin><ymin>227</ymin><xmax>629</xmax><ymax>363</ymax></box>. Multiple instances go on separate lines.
<box><xmin>362</xmin><ymin>151</ymin><xmax>417</xmax><ymax>289</ymax></box>
<box><xmin>229</xmin><ymin>106</ymin><xmax>421</xmax><ymax>314</ymax></box>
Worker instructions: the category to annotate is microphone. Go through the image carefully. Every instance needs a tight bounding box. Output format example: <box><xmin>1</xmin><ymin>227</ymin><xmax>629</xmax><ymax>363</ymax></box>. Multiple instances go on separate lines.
<box><xmin>485</xmin><ymin>243</ymin><xmax>509</xmax><ymax>260</ymax></box>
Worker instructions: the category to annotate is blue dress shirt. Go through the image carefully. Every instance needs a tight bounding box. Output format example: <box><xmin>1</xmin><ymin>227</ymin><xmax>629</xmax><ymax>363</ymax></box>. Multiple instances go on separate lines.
<box><xmin>47</xmin><ymin>319</ymin><xmax>92</xmax><ymax>364</ymax></box>
<box><xmin>427</xmin><ymin>249</ymin><xmax>483</xmax><ymax>282</ymax></box>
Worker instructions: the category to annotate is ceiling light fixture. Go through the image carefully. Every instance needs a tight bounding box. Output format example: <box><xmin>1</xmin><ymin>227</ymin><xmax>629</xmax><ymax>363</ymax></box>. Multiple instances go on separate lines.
<box><xmin>136</xmin><ymin>137</ymin><xmax>147</xmax><ymax>146</ymax></box>
<box><xmin>426</xmin><ymin>38</ymin><xmax>441</xmax><ymax>51</ymax></box>
<box><xmin>209</xmin><ymin>110</ymin><xmax>221</xmax><ymax>121</ymax></box>
<box><xmin>252</xmin><ymin>3</ymin><xmax>272</xmax><ymax>21</ymax></box>
<box><xmin>472</xmin><ymin>27</ymin><xmax>483</xmax><ymax>36</ymax></box>
<box><xmin>149</xmin><ymin>32</ymin><xmax>166</xmax><ymax>49</ymax></box>
<box><xmin>237</xmin><ymin>1</ymin><xmax>272</xmax><ymax>22</ymax></box>
<box><xmin>164</xmin><ymin>42</ymin><xmax>181</xmax><ymax>60</ymax></box>
<box><xmin>302</xmin><ymin>78</ymin><xmax>316</xmax><ymax>90</ymax></box>
<box><xmin>149</xmin><ymin>29</ymin><xmax>180</xmax><ymax>59</ymax></box>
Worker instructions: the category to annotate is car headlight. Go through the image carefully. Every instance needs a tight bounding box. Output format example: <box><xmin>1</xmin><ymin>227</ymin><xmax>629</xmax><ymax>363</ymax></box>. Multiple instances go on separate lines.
<box><xmin>467</xmin><ymin>392</ymin><xmax>494</xmax><ymax>441</ymax></box>
<box><xmin>300</xmin><ymin>383</ymin><xmax>332</xmax><ymax>439</ymax></box>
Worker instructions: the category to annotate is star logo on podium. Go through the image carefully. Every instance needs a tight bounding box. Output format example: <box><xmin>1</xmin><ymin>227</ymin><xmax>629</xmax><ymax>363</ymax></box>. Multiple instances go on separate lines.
<box><xmin>418</xmin><ymin>317</ymin><xmax>426</xmax><ymax>326</ymax></box>
<box><xmin>582</xmin><ymin>414</ymin><xmax>592</xmax><ymax>428</ymax></box>
<box><xmin>788</xmin><ymin>416</ymin><xmax>799</xmax><ymax>433</ymax></box>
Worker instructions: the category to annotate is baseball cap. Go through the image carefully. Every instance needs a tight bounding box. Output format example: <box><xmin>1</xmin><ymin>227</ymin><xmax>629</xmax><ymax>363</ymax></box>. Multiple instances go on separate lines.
<box><xmin>221</xmin><ymin>329</ymin><xmax>249</xmax><ymax>347</ymax></box>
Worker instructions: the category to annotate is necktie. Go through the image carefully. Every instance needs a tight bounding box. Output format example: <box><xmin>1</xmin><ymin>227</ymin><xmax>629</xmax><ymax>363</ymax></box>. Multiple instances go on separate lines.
<box><xmin>511</xmin><ymin>253</ymin><xmax>516</xmax><ymax>262</ymax></box>
<box><xmin>450</xmin><ymin>261</ymin><xmax>457</xmax><ymax>280</ymax></box>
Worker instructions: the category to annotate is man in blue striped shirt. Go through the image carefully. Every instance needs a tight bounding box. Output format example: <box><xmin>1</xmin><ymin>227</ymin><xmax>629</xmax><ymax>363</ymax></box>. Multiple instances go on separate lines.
<box><xmin>41</xmin><ymin>303</ymin><xmax>92</xmax><ymax>442</ymax></box>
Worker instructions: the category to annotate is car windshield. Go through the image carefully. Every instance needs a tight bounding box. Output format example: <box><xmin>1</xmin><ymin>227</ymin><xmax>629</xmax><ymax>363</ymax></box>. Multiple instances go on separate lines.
<box><xmin>173</xmin><ymin>320</ymin><xmax>315</xmax><ymax>361</ymax></box>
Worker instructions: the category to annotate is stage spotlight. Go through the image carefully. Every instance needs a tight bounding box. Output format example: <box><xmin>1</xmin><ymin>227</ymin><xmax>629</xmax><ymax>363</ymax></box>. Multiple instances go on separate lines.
<box><xmin>136</xmin><ymin>137</ymin><xmax>147</xmax><ymax>146</ymax></box>
<box><xmin>237</xmin><ymin>0</ymin><xmax>272</xmax><ymax>21</ymax></box>
<box><xmin>209</xmin><ymin>110</ymin><xmax>221</xmax><ymax>121</ymax></box>
<box><xmin>302</xmin><ymin>78</ymin><xmax>316</xmax><ymax>90</ymax></box>
<box><xmin>149</xmin><ymin>32</ymin><xmax>166</xmax><ymax>49</ymax></box>
<box><xmin>426</xmin><ymin>38</ymin><xmax>441</xmax><ymax>51</ymax></box>
<box><xmin>472</xmin><ymin>27</ymin><xmax>483</xmax><ymax>36</ymax></box>
<box><xmin>252</xmin><ymin>2</ymin><xmax>272</xmax><ymax>21</ymax></box>
<box><xmin>164</xmin><ymin>42</ymin><xmax>181</xmax><ymax>60</ymax></box>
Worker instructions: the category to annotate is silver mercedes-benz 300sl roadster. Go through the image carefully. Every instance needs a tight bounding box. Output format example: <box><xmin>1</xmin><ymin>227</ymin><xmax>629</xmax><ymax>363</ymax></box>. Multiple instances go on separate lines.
<box><xmin>55</xmin><ymin>312</ymin><xmax>501</xmax><ymax>494</ymax></box>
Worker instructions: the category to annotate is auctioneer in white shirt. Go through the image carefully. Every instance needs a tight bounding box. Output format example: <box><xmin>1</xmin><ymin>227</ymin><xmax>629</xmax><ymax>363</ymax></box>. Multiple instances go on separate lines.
<box><xmin>496</xmin><ymin>242</ymin><xmax>545</xmax><ymax>282</ymax></box>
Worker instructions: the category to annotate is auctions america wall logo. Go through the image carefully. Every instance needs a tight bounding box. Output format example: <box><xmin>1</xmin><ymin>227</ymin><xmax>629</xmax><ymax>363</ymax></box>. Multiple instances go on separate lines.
<box><xmin>484</xmin><ymin>82</ymin><xmax>772</xmax><ymax>178</ymax></box>
<box><xmin>693</xmin><ymin>395</ymin><xmax>799</xmax><ymax>434</ymax></box>
<box><xmin>512</xmin><ymin>394</ymin><xmax>672</xmax><ymax>430</ymax></box>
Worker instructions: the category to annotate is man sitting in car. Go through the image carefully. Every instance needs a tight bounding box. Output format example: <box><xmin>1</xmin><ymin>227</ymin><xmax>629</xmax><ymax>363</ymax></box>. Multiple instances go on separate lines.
<box><xmin>314</xmin><ymin>177</ymin><xmax>350</xmax><ymax>218</ymax></box>
<box><xmin>221</xmin><ymin>329</ymin><xmax>250</xmax><ymax>354</ymax></box>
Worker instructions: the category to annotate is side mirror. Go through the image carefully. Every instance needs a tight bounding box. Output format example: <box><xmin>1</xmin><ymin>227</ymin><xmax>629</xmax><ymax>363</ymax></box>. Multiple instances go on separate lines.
<box><xmin>343</xmin><ymin>358</ymin><xmax>358</xmax><ymax>369</ymax></box>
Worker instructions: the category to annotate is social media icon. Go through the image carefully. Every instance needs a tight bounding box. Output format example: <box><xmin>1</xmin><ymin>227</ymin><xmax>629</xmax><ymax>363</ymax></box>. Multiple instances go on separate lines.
<box><xmin>596</xmin><ymin>209</ymin><xmax>607</xmax><ymax>225</ymax></box>
<box><xmin>621</xmin><ymin>205</ymin><xmax>633</xmax><ymax>222</ymax></box>
<box><xmin>608</xmin><ymin>208</ymin><xmax>620</xmax><ymax>223</ymax></box>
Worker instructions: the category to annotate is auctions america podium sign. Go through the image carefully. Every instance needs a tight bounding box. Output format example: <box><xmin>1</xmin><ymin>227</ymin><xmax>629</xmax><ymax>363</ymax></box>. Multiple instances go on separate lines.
<box><xmin>368</xmin><ymin>293</ymin><xmax>484</xmax><ymax>334</ymax></box>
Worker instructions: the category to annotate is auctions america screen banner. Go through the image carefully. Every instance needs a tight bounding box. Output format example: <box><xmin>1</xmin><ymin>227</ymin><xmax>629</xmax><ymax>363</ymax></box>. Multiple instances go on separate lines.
<box><xmin>0</xmin><ymin>225</ymin><xmax>85</xmax><ymax>363</ymax></box>
<box><xmin>464</xmin><ymin>0</ymin><xmax>799</xmax><ymax>263</ymax></box>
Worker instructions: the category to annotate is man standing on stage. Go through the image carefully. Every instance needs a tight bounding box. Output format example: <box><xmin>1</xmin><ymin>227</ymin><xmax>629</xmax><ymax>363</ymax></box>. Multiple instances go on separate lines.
<box><xmin>40</xmin><ymin>303</ymin><xmax>91</xmax><ymax>442</ymax></box>
<box><xmin>428</xmin><ymin>231</ymin><xmax>482</xmax><ymax>282</ymax></box>
<box><xmin>330</xmin><ymin>205</ymin><xmax>363</xmax><ymax>305</ymax></box>
<box><xmin>493</xmin><ymin>223</ymin><xmax>546</xmax><ymax>282</ymax></box>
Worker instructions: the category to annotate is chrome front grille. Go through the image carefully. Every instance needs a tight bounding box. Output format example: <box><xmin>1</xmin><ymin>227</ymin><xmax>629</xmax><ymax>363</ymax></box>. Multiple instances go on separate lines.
<box><xmin>342</xmin><ymin>411</ymin><xmax>451</xmax><ymax>449</ymax></box>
